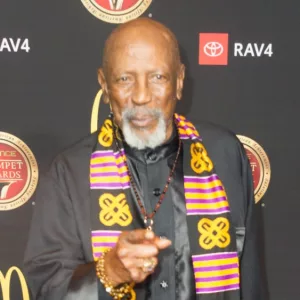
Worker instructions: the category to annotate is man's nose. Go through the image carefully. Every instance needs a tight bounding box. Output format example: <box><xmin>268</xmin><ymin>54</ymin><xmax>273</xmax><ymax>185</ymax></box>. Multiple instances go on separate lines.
<box><xmin>131</xmin><ymin>78</ymin><xmax>151</xmax><ymax>106</ymax></box>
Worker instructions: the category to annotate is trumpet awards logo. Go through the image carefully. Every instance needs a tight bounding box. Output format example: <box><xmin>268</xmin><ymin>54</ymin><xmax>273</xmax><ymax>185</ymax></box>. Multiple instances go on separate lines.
<box><xmin>0</xmin><ymin>132</ymin><xmax>38</xmax><ymax>211</ymax></box>
<box><xmin>81</xmin><ymin>0</ymin><xmax>152</xmax><ymax>23</ymax></box>
<box><xmin>237</xmin><ymin>135</ymin><xmax>271</xmax><ymax>203</ymax></box>
<box><xmin>0</xmin><ymin>266</ymin><xmax>30</xmax><ymax>300</ymax></box>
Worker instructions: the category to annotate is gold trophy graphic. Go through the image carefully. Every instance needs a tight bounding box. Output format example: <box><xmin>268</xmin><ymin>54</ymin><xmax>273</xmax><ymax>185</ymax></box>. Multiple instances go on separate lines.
<box><xmin>0</xmin><ymin>181</ymin><xmax>16</xmax><ymax>200</ymax></box>
<box><xmin>109</xmin><ymin>0</ymin><xmax>124</xmax><ymax>10</ymax></box>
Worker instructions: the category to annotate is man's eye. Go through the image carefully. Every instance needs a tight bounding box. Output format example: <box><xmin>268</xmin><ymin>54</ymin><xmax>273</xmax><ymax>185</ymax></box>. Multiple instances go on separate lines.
<box><xmin>151</xmin><ymin>74</ymin><xmax>166</xmax><ymax>82</ymax></box>
<box><xmin>116</xmin><ymin>75</ymin><xmax>132</xmax><ymax>83</ymax></box>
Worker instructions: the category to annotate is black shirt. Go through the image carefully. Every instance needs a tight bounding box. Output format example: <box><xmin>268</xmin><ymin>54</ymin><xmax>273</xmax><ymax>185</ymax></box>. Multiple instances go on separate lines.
<box><xmin>122</xmin><ymin>128</ymin><xmax>191</xmax><ymax>299</ymax></box>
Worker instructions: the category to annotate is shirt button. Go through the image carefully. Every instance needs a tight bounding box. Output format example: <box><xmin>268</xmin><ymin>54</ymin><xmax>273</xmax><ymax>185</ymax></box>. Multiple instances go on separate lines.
<box><xmin>160</xmin><ymin>280</ymin><xmax>169</xmax><ymax>289</ymax></box>
<box><xmin>153</xmin><ymin>188</ymin><xmax>161</xmax><ymax>197</ymax></box>
<box><xmin>148</xmin><ymin>152</ymin><xmax>157</xmax><ymax>161</ymax></box>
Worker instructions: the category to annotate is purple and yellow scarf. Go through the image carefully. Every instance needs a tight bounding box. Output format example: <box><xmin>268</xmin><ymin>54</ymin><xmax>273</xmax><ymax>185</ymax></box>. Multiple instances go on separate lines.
<box><xmin>89</xmin><ymin>114</ymin><xmax>240</xmax><ymax>299</ymax></box>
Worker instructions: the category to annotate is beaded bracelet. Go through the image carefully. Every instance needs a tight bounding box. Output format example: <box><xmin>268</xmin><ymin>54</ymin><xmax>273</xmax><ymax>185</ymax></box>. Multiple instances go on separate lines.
<box><xmin>95</xmin><ymin>249</ymin><xmax>135</xmax><ymax>300</ymax></box>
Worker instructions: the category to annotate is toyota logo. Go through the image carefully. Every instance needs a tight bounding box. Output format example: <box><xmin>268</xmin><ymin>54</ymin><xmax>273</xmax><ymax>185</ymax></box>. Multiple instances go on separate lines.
<box><xmin>204</xmin><ymin>42</ymin><xmax>224</xmax><ymax>57</ymax></box>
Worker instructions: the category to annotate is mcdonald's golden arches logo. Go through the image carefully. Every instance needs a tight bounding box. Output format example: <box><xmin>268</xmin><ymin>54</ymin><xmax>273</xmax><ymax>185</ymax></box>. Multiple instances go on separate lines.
<box><xmin>0</xmin><ymin>266</ymin><xmax>29</xmax><ymax>300</ymax></box>
<box><xmin>91</xmin><ymin>89</ymin><xmax>102</xmax><ymax>134</ymax></box>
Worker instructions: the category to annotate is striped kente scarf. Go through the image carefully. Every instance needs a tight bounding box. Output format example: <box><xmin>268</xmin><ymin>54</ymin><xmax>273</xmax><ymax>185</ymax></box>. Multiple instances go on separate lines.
<box><xmin>89</xmin><ymin>114</ymin><xmax>240</xmax><ymax>299</ymax></box>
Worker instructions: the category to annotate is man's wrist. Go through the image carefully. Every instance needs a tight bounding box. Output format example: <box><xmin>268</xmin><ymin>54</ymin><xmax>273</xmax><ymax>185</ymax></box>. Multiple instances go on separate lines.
<box><xmin>103</xmin><ymin>250</ymin><xmax>123</xmax><ymax>287</ymax></box>
<box><xmin>95</xmin><ymin>249</ymin><xmax>134</xmax><ymax>299</ymax></box>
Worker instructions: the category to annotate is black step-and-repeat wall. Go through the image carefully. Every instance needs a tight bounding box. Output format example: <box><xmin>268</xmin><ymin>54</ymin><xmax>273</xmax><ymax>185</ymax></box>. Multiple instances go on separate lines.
<box><xmin>0</xmin><ymin>1</ymin><xmax>298</xmax><ymax>299</ymax></box>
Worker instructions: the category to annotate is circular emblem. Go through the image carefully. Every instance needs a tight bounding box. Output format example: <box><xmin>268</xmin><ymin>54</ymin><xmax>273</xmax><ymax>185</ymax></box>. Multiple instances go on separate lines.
<box><xmin>237</xmin><ymin>135</ymin><xmax>271</xmax><ymax>203</ymax></box>
<box><xmin>204</xmin><ymin>42</ymin><xmax>224</xmax><ymax>57</ymax></box>
<box><xmin>81</xmin><ymin>0</ymin><xmax>152</xmax><ymax>24</ymax></box>
<box><xmin>0</xmin><ymin>132</ymin><xmax>38</xmax><ymax>210</ymax></box>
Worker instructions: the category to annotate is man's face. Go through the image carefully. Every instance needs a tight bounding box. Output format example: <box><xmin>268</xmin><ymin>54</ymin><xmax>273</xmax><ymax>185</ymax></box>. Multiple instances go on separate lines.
<box><xmin>99</xmin><ymin>35</ymin><xmax>185</xmax><ymax>148</ymax></box>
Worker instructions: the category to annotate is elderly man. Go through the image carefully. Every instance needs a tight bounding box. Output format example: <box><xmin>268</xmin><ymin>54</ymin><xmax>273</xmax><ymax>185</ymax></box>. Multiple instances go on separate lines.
<box><xmin>24</xmin><ymin>18</ymin><xmax>267</xmax><ymax>300</ymax></box>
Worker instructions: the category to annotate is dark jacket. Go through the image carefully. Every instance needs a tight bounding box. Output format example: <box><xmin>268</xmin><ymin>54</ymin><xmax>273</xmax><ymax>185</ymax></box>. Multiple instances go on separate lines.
<box><xmin>23</xmin><ymin>121</ymin><xmax>268</xmax><ymax>300</ymax></box>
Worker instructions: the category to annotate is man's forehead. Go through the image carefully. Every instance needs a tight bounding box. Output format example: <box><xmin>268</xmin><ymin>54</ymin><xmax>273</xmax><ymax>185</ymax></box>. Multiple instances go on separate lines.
<box><xmin>102</xmin><ymin>19</ymin><xmax>181</xmax><ymax>73</ymax></box>
<box><xmin>107</xmin><ymin>40</ymin><xmax>173</xmax><ymax>65</ymax></box>
<box><xmin>128</xmin><ymin>43</ymin><xmax>156</xmax><ymax>60</ymax></box>
<box><xmin>112</xmin><ymin>42</ymin><xmax>165</xmax><ymax>60</ymax></box>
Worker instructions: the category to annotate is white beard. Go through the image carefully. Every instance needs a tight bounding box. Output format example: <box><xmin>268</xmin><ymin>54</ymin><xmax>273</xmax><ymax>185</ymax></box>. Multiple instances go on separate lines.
<box><xmin>121</xmin><ymin>107</ymin><xmax>167</xmax><ymax>150</ymax></box>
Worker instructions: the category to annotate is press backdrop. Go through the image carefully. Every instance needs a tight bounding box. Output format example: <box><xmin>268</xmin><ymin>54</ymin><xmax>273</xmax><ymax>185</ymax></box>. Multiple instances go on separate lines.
<box><xmin>0</xmin><ymin>1</ymin><xmax>298</xmax><ymax>299</ymax></box>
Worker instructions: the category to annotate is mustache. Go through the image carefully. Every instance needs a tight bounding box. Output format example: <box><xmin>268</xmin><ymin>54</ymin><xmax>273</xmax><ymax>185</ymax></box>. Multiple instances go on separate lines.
<box><xmin>122</xmin><ymin>107</ymin><xmax>162</xmax><ymax>120</ymax></box>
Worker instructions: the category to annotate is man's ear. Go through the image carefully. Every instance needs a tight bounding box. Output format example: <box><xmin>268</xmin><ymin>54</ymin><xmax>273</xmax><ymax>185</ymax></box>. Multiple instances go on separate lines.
<box><xmin>97</xmin><ymin>68</ymin><xmax>109</xmax><ymax>104</ymax></box>
<box><xmin>176</xmin><ymin>63</ymin><xmax>185</xmax><ymax>101</ymax></box>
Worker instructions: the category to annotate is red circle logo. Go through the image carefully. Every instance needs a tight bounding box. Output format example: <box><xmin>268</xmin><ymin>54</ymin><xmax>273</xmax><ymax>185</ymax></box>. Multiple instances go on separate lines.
<box><xmin>0</xmin><ymin>132</ymin><xmax>38</xmax><ymax>210</ymax></box>
<box><xmin>237</xmin><ymin>135</ymin><xmax>271</xmax><ymax>203</ymax></box>
<box><xmin>81</xmin><ymin>0</ymin><xmax>152</xmax><ymax>23</ymax></box>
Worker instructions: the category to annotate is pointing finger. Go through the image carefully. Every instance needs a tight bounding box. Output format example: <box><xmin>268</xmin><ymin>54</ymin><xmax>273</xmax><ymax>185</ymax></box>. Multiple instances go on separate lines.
<box><xmin>124</xmin><ymin>229</ymin><xmax>155</xmax><ymax>244</ymax></box>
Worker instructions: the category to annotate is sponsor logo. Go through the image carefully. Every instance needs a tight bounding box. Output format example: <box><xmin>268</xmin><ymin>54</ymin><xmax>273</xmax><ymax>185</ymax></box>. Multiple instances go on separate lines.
<box><xmin>199</xmin><ymin>33</ymin><xmax>273</xmax><ymax>65</ymax></box>
<box><xmin>234</xmin><ymin>43</ymin><xmax>273</xmax><ymax>57</ymax></box>
<box><xmin>0</xmin><ymin>38</ymin><xmax>30</xmax><ymax>53</ymax></box>
<box><xmin>204</xmin><ymin>42</ymin><xmax>224</xmax><ymax>57</ymax></box>
<box><xmin>81</xmin><ymin>0</ymin><xmax>152</xmax><ymax>24</ymax></box>
<box><xmin>237</xmin><ymin>135</ymin><xmax>271</xmax><ymax>203</ymax></box>
<box><xmin>91</xmin><ymin>89</ymin><xmax>103</xmax><ymax>133</ymax></box>
<box><xmin>0</xmin><ymin>132</ymin><xmax>38</xmax><ymax>210</ymax></box>
<box><xmin>199</xmin><ymin>33</ymin><xmax>229</xmax><ymax>65</ymax></box>
<box><xmin>0</xmin><ymin>267</ymin><xmax>30</xmax><ymax>300</ymax></box>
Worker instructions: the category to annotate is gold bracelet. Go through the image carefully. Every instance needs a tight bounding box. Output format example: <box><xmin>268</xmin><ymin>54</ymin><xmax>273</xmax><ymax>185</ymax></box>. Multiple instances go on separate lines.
<box><xmin>95</xmin><ymin>249</ymin><xmax>135</xmax><ymax>300</ymax></box>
